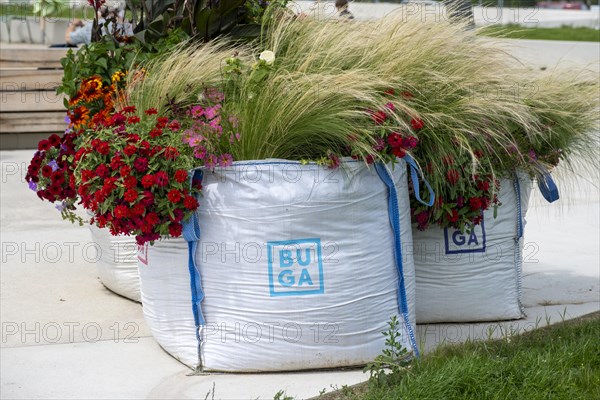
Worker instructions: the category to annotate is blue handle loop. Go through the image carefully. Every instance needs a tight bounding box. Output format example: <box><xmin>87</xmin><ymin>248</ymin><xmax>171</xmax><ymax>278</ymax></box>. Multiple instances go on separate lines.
<box><xmin>537</xmin><ymin>169</ymin><xmax>559</xmax><ymax>203</ymax></box>
<box><xmin>403</xmin><ymin>154</ymin><xmax>435</xmax><ymax>207</ymax></box>
<box><xmin>375</xmin><ymin>162</ymin><xmax>420</xmax><ymax>357</ymax></box>
<box><xmin>182</xmin><ymin>169</ymin><xmax>205</xmax><ymax>328</ymax></box>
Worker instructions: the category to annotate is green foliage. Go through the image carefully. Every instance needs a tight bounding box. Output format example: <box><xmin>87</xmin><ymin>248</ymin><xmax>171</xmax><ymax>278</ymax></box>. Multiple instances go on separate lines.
<box><xmin>364</xmin><ymin>316</ymin><xmax>411</xmax><ymax>386</ymax></box>
<box><xmin>480</xmin><ymin>24</ymin><xmax>600</xmax><ymax>42</ymax></box>
<box><xmin>32</xmin><ymin>0</ymin><xmax>70</xmax><ymax>18</ymax></box>
<box><xmin>356</xmin><ymin>314</ymin><xmax>600</xmax><ymax>400</ymax></box>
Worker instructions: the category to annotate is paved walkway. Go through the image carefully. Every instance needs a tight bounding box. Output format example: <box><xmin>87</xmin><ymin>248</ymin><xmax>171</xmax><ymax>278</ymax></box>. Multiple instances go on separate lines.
<box><xmin>1</xmin><ymin>40</ymin><xmax>599</xmax><ymax>399</ymax></box>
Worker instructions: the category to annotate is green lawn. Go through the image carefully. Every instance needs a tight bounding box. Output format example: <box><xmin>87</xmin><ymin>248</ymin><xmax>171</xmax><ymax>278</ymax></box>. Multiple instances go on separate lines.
<box><xmin>0</xmin><ymin>4</ymin><xmax>91</xmax><ymax>20</ymax></box>
<box><xmin>317</xmin><ymin>312</ymin><xmax>600</xmax><ymax>400</ymax></box>
<box><xmin>480</xmin><ymin>24</ymin><xmax>600</xmax><ymax>42</ymax></box>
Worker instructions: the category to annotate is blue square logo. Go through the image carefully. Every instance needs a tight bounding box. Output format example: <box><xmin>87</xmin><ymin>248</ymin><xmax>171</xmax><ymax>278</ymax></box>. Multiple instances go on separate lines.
<box><xmin>444</xmin><ymin>218</ymin><xmax>486</xmax><ymax>254</ymax></box>
<box><xmin>267</xmin><ymin>238</ymin><xmax>324</xmax><ymax>297</ymax></box>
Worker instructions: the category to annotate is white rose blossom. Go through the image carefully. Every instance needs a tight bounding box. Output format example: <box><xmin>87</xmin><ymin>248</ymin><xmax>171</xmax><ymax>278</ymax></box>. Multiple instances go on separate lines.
<box><xmin>259</xmin><ymin>50</ymin><xmax>275</xmax><ymax>65</ymax></box>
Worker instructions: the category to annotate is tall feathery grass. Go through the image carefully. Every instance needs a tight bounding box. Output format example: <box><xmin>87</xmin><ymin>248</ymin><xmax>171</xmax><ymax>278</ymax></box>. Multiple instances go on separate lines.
<box><xmin>124</xmin><ymin>9</ymin><xmax>599</xmax><ymax>192</ymax></box>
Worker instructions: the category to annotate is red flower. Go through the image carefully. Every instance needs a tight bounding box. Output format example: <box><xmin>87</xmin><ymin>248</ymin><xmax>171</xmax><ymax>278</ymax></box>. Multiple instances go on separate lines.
<box><xmin>119</xmin><ymin>165</ymin><xmax>131</xmax><ymax>177</ymax></box>
<box><xmin>469</xmin><ymin>197</ymin><xmax>482</xmax><ymax>211</ymax></box>
<box><xmin>114</xmin><ymin>204</ymin><xmax>129</xmax><ymax>219</ymax></box>
<box><xmin>142</xmin><ymin>191</ymin><xmax>154</xmax><ymax>206</ymax></box>
<box><xmin>164</xmin><ymin>147</ymin><xmax>179</xmax><ymax>160</ymax></box>
<box><xmin>122</xmin><ymin>106</ymin><xmax>136</xmax><ymax>114</ymax></box>
<box><xmin>38</xmin><ymin>140</ymin><xmax>51</xmax><ymax>151</ymax></box>
<box><xmin>385</xmin><ymin>88</ymin><xmax>395</xmax><ymax>96</ymax></box>
<box><xmin>447</xmin><ymin>209</ymin><xmax>459</xmax><ymax>223</ymax></box>
<box><xmin>385</xmin><ymin>102</ymin><xmax>395</xmax><ymax>112</ymax></box>
<box><xmin>184</xmin><ymin>195</ymin><xmax>199</xmax><ymax>210</ymax></box>
<box><xmin>124</xmin><ymin>189</ymin><xmax>138</xmax><ymax>203</ymax></box>
<box><xmin>123</xmin><ymin>176</ymin><xmax>137</xmax><ymax>189</ymax></box>
<box><xmin>174</xmin><ymin>169</ymin><xmax>188</xmax><ymax>183</ymax></box>
<box><xmin>410</xmin><ymin>117</ymin><xmax>424</xmax><ymax>131</ymax></box>
<box><xmin>144</xmin><ymin>108</ymin><xmax>158</xmax><ymax>115</ymax></box>
<box><xmin>371</xmin><ymin>110</ymin><xmax>387</xmax><ymax>125</ymax></box>
<box><xmin>155</xmin><ymin>171</ymin><xmax>168</xmax><ymax>187</ymax></box>
<box><xmin>477</xmin><ymin>180</ymin><xmax>490</xmax><ymax>191</ymax></box>
<box><xmin>149</xmin><ymin>128</ymin><xmax>163</xmax><ymax>138</ymax></box>
<box><xmin>41</xmin><ymin>165</ymin><xmax>53</xmax><ymax>178</ymax></box>
<box><xmin>402</xmin><ymin>136</ymin><xmax>419</xmax><ymax>150</ymax></box>
<box><xmin>168</xmin><ymin>120</ymin><xmax>181</xmax><ymax>131</ymax></box>
<box><xmin>127</xmin><ymin>116</ymin><xmax>140</xmax><ymax>124</ymax></box>
<box><xmin>416</xmin><ymin>211</ymin><xmax>429</xmax><ymax>225</ymax></box>
<box><xmin>168</xmin><ymin>222</ymin><xmax>182</xmax><ymax>237</ymax></box>
<box><xmin>167</xmin><ymin>189</ymin><xmax>182</xmax><ymax>203</ymax></box>
<box><xmin>96</xmin><ymin>141</ymin><xmax>110</xmax><ymax>155</ymax></box>
<box><xmin>110</xmin><ymin>155</ymin><xmax>123</xmax><ymax>169</ymax></box>
<box><xmin>131</xmin><ymin>203</ymin><xmax>145</xmax><ymax>216</ymax></box>
<box><xmin>401</xmin><ymin>91</ymin><xmax>414</xmax><ymax>100</ymax></box>
<box><xmin>474</xmin><ymin>149</ymin><xmax>484</xmax><ymax>159</ymax></box>
<box><xmin>392</xmin><ymin>147</ymin><xmax>406</xmax><ymax>158</ymax></box>
<box><xmin>133</xmin><ymin>157</ymin><xmax>148</xmax><ymax>173</ymax></box>
<box><xmin>144</xmin><ymin>212</ymin><xmax>159</xmax><ymax>226</ymax></box>
<box><xmin>141</xmin><ymin>174</ymin><xmax>155</xmax><ymax>188</ymax></box>
<box><xmin>96</xmin><ymin>164</ymin><xmax>109</xmax><ymax>178</ymax></box>
<box><xmin>156</xmin><ymin>117</ymin><xmax>169</xmax><ymax>129</ymax></box>
<box><xmin>48</xmin><ymin>134</ymin><xmax>61</xmax><ymax>147</ymax></box>
<box><xmin>123</xmin><ymin>145</ymin><xmax>137</xmax><ymax>156</ymax></box>
<box><xmin>387</xmin><ymin>132</ymin><xmax>403</xmax><ymax>148</ymax></box>
<box><xmin>446</xmin><ymin>169</ymin><xmax>460</xmax><ymax>185</ymax></box>
<box><xmin>110</xmin><ymin>113</ymin><xmax>126</xmax><ymax>126</ymax></box>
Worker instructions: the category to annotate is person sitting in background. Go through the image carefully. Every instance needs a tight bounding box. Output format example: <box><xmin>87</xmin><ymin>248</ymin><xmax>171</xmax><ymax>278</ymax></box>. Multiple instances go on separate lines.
<box><xmin>65</xmin><ymin>4</ymin><xmax>132</xmax><ymax>46</ymax></box>
<box><xmin>335</xmin><ymin>0</ymin><xmax>355</xmax><ymax>20</ymax></box>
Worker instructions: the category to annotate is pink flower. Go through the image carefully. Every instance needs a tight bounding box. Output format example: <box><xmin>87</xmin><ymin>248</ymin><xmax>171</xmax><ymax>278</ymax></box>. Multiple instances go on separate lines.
<box><xmin>218</xmin><ymin>154</ymin><xmax>233</xmax><ymax>167</ymax></box>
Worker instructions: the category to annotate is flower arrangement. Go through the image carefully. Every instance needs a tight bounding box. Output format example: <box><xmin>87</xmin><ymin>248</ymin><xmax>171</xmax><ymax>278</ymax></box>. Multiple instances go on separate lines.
<box><xmin>27</xmin><ymin>9</ymin><xmax>599</xmax><ymax>242</ymax></box>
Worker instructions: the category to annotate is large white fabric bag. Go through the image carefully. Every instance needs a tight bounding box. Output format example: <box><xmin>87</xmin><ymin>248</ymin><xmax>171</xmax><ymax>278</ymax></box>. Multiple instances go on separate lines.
<box><xmin>89</xmin><ymin>224</ymin><xmax>140</xmax><ymax>302</ymax></box>
<box><xmin>138</xmin><ymin>158</ymin><xmax>422</xmax><ymax>372</ymax></box>
<box><xmin>412</xmin><ymin>173</ymin><xmax>540</xmax><ymax>323</ymax></box>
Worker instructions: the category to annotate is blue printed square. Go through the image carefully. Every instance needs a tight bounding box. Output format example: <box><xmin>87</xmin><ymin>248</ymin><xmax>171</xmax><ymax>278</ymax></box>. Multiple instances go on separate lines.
<box><xmin>444</xmin><ymin>218</ymin><xmax>486</xmax><ymax>254</ymax></box>
<box><xmin>267</xmin><ymin>238</ymin><xmax>324</xmax><ymax>297</ymax></box>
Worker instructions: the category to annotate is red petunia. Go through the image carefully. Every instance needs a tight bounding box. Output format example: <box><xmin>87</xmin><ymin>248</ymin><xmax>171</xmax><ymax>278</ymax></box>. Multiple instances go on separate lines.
<box><xmin>48</xmin><ymin>134</ymin><xmax>61</xmax><ymax>147</ymax></box>
<box><xmin>410</xmin><ymin>117</ymin><xmax>424</xmax><ymax>131</ymax></box>
<box><xmin>164</xmin><ymin>147</ymin><xmax>179</xmax><ymax>160</ymax></box>
<box><xmin>174</xmin><ymin>169</ymin><xmax>188</xmax><ymax>183</ymax></box>
<box><xmin>38</xmin><ymin>140</ymin><xmax>51</xmax><ymax>151</ymax></box>
<box><xmin>41</xmin><ymin>165</ymin><xmax>53</xmax><ymax>178</ymax></box>
<box><xmin>144</xmin><ymin>108</ymin><xmax>158</xmax><ymax>115</ymax></box>
<box><xmin>122</xmin><ymin>106</ymin><xmax>136</xmax><ymax>114</ymax></box>
<box><xmin>167</xmin><ymin>189</ymin><xmax>182</xmax><ymax>203</ymax></box>
<box><xmin>127</xmin><ymin>116</ymin><xmax>140</xmax><ymax>124</ymax></box>
<box><xmin>96</xmin><ymin>141</ymin><xmax>110</xmax><ymax>155</ymax></box>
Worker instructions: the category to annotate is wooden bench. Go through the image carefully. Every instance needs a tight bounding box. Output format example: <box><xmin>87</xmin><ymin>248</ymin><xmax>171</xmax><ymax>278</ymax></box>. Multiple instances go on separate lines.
<box><xmin>0</xmin><ymin>46</ymin><xmax>68</xmax><ymax>149</ymax></box>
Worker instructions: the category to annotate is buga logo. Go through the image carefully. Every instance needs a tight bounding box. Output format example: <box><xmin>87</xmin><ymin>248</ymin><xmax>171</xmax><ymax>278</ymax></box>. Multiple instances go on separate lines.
<box><xmin>267</xmin><ymin>238</ymin><xmax>324</xmax><ymax>297</ymax></box>
<box><xmin>444</xmin><ymin>218</ymin><xmax>486</xmax><ymax>254</ymax></box>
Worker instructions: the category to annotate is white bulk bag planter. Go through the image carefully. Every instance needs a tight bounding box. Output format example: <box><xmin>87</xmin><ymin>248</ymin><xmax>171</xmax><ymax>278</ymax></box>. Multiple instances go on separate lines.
<box><xmin>412</xmin><ymin>171</ymin><xmax>558</xmax><ymax>323</ymax></box>
<box><xmin>88</xmin><ymin>224</ymin><xmax>140</xmax><ymax>302</ymax></box>
<box><xmin>138</xmin><ymin>158</ymin><xmax>427</xmax><ymax>372</ymax></box>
